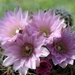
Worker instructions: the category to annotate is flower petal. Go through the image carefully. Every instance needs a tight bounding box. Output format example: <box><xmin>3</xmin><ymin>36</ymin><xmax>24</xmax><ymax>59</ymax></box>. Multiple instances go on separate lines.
<box><xmin>13</xmin><ymin>59</ymin><xmax>25</xmax><ymax>71</ymax></box>
<box><xmin>3</xmin><ymin>57</ymin><xmax>17</xmax><ymax>66</ymax></box>
<box><xmin>59</xmin><ymin>61</ymin><xmax>67</xmax><ymax>68</ymax></box>
<box><xmin>36</xmin><ymin>58</ymin><xmax>40</xmax><ymax>67</ymax></box>
<box><xmin>40</xmin><ymin>47</ymin><xmax>50</xmax><ymax>57</ymax></box>
<box><xmin>19</xmin><ymin>65</ymin><xmax>28</xmax><ymax>75</ymax></box>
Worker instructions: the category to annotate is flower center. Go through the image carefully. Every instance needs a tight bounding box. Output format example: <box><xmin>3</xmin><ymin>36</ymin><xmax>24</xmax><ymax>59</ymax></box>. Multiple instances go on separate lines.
<box><xmin>22</xmin><ymin>43</ymin><xmax>34</xmax><ymax>57</ymax></box>
<box><xmin>43</xmin><ymin>30</ymin><xmax>50</xmax><ymax>35</ymax></box>
<box><xmin>55</xmin><ymin>42</ymin><xmax>66</xmax><ymax>54</ymax></box>
<box><xmin>40</xmin><ymin>27</ymin><xmax>50</xmax><ymax>36</ymax></box>
<box><xmin>16</xmin><ymin>29</ymin><xmax>22</xmax><ymax>34</ymax></box>
<box><xmin>10</xmin><ymin>28</ymin><xmax>22</xmax><ymax>37</ymax></box>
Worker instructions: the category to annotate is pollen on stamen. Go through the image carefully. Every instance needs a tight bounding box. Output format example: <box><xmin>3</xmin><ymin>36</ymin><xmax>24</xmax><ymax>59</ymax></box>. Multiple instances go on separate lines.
<box><xmin>16</xmin><ymin>30</ymin><xmax>19</xmax><ymax>34</ymax></box>
<box><xmin>22</xmin><ymin>43</ymin><xmax>34</xmax><ymax>57</ymax></box>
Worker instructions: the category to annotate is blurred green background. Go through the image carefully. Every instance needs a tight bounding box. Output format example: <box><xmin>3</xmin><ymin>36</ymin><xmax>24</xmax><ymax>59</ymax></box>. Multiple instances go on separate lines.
<box><xmin>0</xmin><ymin>0</ymin><xmax>75</xmax><ymax>20</ymax></box>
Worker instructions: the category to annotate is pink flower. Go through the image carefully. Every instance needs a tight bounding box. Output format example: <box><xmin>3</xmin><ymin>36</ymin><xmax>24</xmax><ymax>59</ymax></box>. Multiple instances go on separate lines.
<box><xmin>0</xmin><ymin>7</ymin><xmax>28</xmax><ymax>43</ymax></box>
<box><xmin>29</xmin><ymin>10</ymin><xmax>66</xmax><ymax>44</ymax></box>
<box><xmin>2</xmin><ymin>33</ymin><xmax>50</xmax><ymax>75</ymax></box>
<box><xmin>35</xmin><ymin>59</ymin><xmax>52</xmax><ymax>75</ymax></box>
<box><xmin>47</xmin><ymin>27</ymin><xmax>75</xmax><ymax>68</ymax></box>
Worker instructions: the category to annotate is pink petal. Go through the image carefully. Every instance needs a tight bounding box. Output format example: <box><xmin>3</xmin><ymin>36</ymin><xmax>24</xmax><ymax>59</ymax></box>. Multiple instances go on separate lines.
<box><xmin>40</xmin><ymin>47</ymin><xmax>50</xmax><ymax>57</ymax></box>
<box><xmin>66</xmin><ymin>59</ymin><xmax>74</xmax><ymax>65</ymax></box>
<box><xmin>34</xmin><ymin>48</ymin><xmax>43</xmax><ymax>57</ymax></box>
<box><xmin>23</xmin><ymin>33</ymin><xmax>30</xmax><ymax>43</ymax></box>
<box><xmin>17</xmin><ymin>38</ymin><xmax>24</xmax><ymax>46</ymax></box>
<box><xmin>38</xmin><ymin>10</ymin><xmax>44</xmax><ymax>20</ymax></box>
<box><xmin>36</xmin><ymin>58</ymin><xmax>40</xmax><ymax>67</ymax></box>
<box><xmin>52</xmin><ymin>56</ymin><xmax>58</xmax><ymax>65</ymax></box>
<box><xmin>25</xmin><ymin>59</ymin><xmax>32</xmax><ymax>68</ymax></box>
<box><xmin>70</xmin><ymin>55</ymin><xmax>75</xmax><ymax>59</ymax></box>
<box><xmin>31</xmin><ymin>60</ymin><xmax>36</xmax><ymax>69</ymax></box>
<box><xmin>3</xmin><ymin>50</ymin><xmax>15</xmax><ymax>56</ymax></box>
<box><xmin>23</xmin><ymin>11</ymin><xmax>28</xmax><ymax>20</ymax></box>
<box><xmin>19</xmin><ymin>65</ymin><xmax>28</xmax><ymax>75</ymax></box>
<box><xmin>7</xmin><ymin>46</ymin><xmax>21</xmax><ymax>52</ymax></box>
<box><xmin>13</xmin><ymin>59</ymin><xmax>25</xmax><ymax>71</ymax></box>
<box><xmin>3</xmin><ymin>57</ymin><xmax>17</xmax><ymax>66</ymax></box>
<box><xmin>59</xmin><ymin>61</ymin><xmax>67</xmax><ymax>68</ymax></box>
<box><xmin>31</xmin><ymin>54</ymin><xmax>37</xmax><ymax>61</ymax></box>
<box><xmin>69</xmin><ymin>60</ymin><xmax>74</xmax><ymax>65</ymax></box>
<box><xmin>49</xmin><ymin>9</ymin><xmax>55</xmax><ymax>16</ymax></box>
<box><xmin>4</xmin><ymin>11</ymin><xmax>14</xmax><ymax>17</ymax></box>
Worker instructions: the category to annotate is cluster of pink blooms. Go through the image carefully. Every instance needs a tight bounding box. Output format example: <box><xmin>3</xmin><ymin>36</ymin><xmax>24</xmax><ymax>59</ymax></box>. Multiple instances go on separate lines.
<box><xmin>0</xmin><ymin>7</ymin><xmax>75</xmax><ymax>75</ymax></box>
